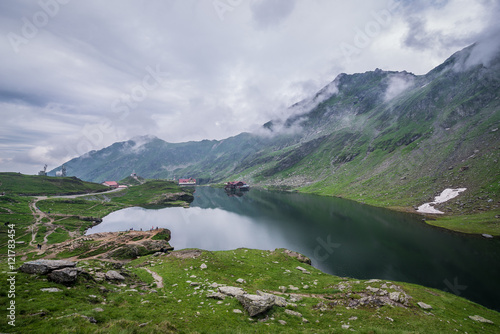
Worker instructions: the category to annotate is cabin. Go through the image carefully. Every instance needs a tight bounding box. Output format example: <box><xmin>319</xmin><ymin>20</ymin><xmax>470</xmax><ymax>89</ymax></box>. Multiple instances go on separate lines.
<box><xmin>225</xmin><ymin>181</ymin><xmax>250</xmax><ymax>191</ymax></box>
<box><xmin>102</xmin><ymin>181</ymin><xmax>119</xmax><ymax>188</ymax></box>
<box><xmin>178</xmin><ymin>178</ymin><xmax>196</xmax><ymax>186</ymax></box>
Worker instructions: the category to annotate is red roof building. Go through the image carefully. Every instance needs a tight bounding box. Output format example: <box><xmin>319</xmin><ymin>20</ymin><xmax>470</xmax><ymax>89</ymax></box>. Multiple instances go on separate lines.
<box><xmin>102</xmin><ymin>181</ymin><xmax>119</xmax><ymax>188</ymax></box>
<box><xmin>178</xmin><ymin>178</ymin><xmax>196</xmax><ymax>185</ymax></box>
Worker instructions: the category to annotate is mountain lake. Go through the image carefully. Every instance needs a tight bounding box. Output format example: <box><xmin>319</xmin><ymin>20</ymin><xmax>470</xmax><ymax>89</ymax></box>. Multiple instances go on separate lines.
<box><xmin>86</xmin><ymin>186</ymin><xmax>500</xmax><ymax>311</ymax></box>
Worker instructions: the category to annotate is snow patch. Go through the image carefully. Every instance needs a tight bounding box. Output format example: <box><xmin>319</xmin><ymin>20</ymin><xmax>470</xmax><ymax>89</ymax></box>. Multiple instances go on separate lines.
<box><xmin>417</xmin><ymin>188</ymin><xmax>467</xmax><ymax>214</ymax></box>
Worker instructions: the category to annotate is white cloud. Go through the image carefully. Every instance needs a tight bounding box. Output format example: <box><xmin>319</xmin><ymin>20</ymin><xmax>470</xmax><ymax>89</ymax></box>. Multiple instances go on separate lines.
<box><xmin>0</xmin><ymin>0</ymin><xmax>497</xmax><ymax>174</ymax></box>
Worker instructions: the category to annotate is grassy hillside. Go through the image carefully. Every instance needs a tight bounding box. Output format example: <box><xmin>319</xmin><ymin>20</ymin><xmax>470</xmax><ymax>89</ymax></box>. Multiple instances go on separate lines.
<box><xmin>2</xmin><ymin>248</ymin><xmax>499</xmax><ymax>333</ymax></box>
<box><xmin>0</xmin><ymin>172</ymin><xmax>108</xmax><ymax>196</ymax></box>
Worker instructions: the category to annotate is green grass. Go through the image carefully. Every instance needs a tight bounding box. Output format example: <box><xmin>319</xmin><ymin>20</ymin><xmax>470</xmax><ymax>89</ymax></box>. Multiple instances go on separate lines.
<box><xmin>0</xmin><ymin>172</ymin><xmax>108</xmax><ymax>196</ymax></box>
<box><xmin>427</xmin><ymin>210</ymin><xmax>500</xmax><ymax>236</ymax></box>
<box><xmin>2</xmin><ymin>248</ymin><xmax>499</xmax><ymax>333</ymax></box>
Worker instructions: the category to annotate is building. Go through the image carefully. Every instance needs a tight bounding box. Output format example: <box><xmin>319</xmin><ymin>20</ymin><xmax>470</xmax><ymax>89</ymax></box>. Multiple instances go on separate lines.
<box><xmin>225</xmin><ymin>181</ymin><xmax>250</xmax><ymax>191</ymax></box>
<box><xmin>178</xmin><ymin>178</ymin><xmax>196</xmax><ymax>186</ymax></box>
<box><xmin>102</xmin><ymin>181</ymin><xmax>119</xmax><ymax>188</ymax></box>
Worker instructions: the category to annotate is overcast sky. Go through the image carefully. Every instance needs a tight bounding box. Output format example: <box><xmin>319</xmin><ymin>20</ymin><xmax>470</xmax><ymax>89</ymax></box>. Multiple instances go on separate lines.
<box><xmin>1</xmin><ymin>0</ymin><xmax>499</xmax><ymax>174</ymax></box>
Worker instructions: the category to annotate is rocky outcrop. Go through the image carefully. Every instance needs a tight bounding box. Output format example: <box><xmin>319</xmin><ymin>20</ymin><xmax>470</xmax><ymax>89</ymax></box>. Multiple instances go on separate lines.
<box><xmin>19</xmin><ymin>260</ymin><xmax>76</xmax><ymax>275</ymax></box>
<box><xmin>281</xmin><ymin>249</ymin><xmax>312</xmax><ymax>265</ymax></box>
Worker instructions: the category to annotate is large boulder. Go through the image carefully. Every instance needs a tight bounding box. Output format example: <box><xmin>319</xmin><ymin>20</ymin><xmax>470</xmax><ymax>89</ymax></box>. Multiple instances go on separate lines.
<box><xmin>19</xmin><ymin>260</ymin><xmax>76</xmax><ymax>275</ymax></box>
<box><xmin>236</xmin><ymin>294</ymin><xmax>275</xmax><ymax>317</ymax></box>
<box><xmin>48</xmin><ymin>267</ymin><xmax>79</xmax><ymax>285</ymax></box>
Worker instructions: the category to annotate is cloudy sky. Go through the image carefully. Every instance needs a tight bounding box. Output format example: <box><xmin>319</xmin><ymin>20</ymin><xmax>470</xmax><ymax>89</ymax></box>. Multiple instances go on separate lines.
<box><xmin>1</xmin><ymin>0</ymin><xmax>499</xmax><ymax>174</ymax></box>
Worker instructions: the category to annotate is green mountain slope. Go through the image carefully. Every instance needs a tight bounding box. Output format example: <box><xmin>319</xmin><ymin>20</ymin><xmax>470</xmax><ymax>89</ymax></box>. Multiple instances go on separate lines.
<box><xmin>51</xmin><ymin>43</ymin><xmax>500</xmax><ymax>224</ymax></box>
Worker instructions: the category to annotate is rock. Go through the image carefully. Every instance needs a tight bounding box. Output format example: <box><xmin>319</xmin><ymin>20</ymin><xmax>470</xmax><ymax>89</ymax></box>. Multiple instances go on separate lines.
<box><xmin>284</xmin><ymin>309</ymin><xmax>302</xmax><ymax>317</ymax></box>
<box><xmin>366</xmin><ymin>286</ymin><xmax>380</xmax><ymax>293</ymax></box>
<box><xmin>48</xmin><ymin>267</ymin><xmax>79</xmax><ymax>285</ymax></box>
<box><xmin>207</xmin><ymin>292</ymin><xmax>226</xmax><ymax>300</ymax></box>
<box><xmin>302</xmin><ymin>318</ymin><xmax>309</xmax><ymax>323</ymax></box>
<box><xmin>469</xmin><ymin>315</ymin><xmax>494</xmax><ymax>324</ymax></box>
<box><xmin>365</xmin><ymin>279</ymin><xmax>381</xmax><ymax>284</ymax></box>
<box><xmin>256</xmin><ymin>290</ymin><xmax>287</xmax><ymax>307</ymax></box>
<box><xmin>278</xmin><ymin>320</ymin><xmax>287</xmax><ymax>325</ymax></box>
<box><xmin>417</xmin><ymin>302</ymin><xmax>433</xmax><ymax>310</ymax></box>
<box><xmin>40</xmin><ymin>288</ymin><xmax>62</xmax><ymax>292</ymax></box>
<box><xmin>482</xmin><ymin>234</ymin><xmax>494</xmax><ymax>239</ymax></box>
<box><xmin>349</xmin><ymin>316</ymin><xmax>358</xmax><ymax>321</ymax></box>
<box><xmin>342</xmin><ymin>324</ymin><xmax>350</xmax><ymax>329</ymax></box>
<box><xmin>295</xmin><ymin>266</ymin><xmax>311</xmax><ymax>274</ymax></box>
<box><xmin>279</xmin><ymin>286</ymin><xmax>287</xmax><ymax>293</ymax></box>
<box><xmin>19</xmin><ymin>260</ymin><xmax>76</xmax><ymax>275</ymax></box>
<box><xmin>218</xmin><ymin>286</ymin><xmax>246</xmax><ymax>297</ymax></box>
<box><xmin>288</xmin><ymin>285</ymin><xmax>299</xmax><ymax>291</ymax></box>
<box><xmin>389</xmin><ymin>292</ymin><xmax>401</xmax><ymax>302</ymax></box>
<box><xmin>93</xmin><ymin>308</ymin><xmax>104</xmax><ymax>312</ymax></box>
<box><xmin>236</xmin><ymin>278</ymin><xmax>246</xmax><ymax>284</ymax></box>
<box><xmin>233</xmin><ymin>309</ymin><xmax>243</xmax><ymax>314</ymax></box>
<box><xmin>190</xmin><ymin>282</ymin><xmax>200</xmax><ymax>287</ymax></box>
<box><xmin>105</xmin><ymin>270</ymin><xmax>125</xmax><ymax>281</ymax></box>
<box><xmin>200</xmin><ymin>263</ymin><xmax>207</xmax><ymax>269</ymax></box>
<box><xmin>282</xmin><ymin>249</ymin><xmax>311</xmax><ymax>265</ymax></box>
<box><xmin>289</xmin><ymin>295</ymin><xmax>303</xmax><ymax>303</ymax></box>
<box><xmin>237</xmin><ymin>294</ymin><xmax>275</xmax><ymax>317</ymax></box>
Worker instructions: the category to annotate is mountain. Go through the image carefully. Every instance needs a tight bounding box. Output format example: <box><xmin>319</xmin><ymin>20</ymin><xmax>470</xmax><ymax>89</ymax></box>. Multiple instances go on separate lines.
<box><xmin>50</xmin><ymin>42</ymin><xmax>500</xmax><ymax>214</ymax></box>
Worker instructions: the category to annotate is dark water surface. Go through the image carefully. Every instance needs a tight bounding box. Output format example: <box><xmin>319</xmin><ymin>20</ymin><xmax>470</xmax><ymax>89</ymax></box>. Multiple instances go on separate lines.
<box><xmin>87</xmin><ymin>187</ymin><xmax>500</xmax><ymax>311</ymax></box>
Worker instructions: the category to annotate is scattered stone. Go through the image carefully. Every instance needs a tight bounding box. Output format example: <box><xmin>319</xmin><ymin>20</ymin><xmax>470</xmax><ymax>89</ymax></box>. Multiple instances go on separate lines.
<box><xmin>82</xmin><ymin>316</ymin><xmax>97</xmax><ymax>324</ymax></box>
<box><xmin>48</xmin><ymin>268</ymin><xmax>79</xmax><ymax>286</ymax></box>
<box><xmin>342</xmin><ymin>324</ymin><xmax>350</xmax><ymax>329</ymax></box>
<box><xmin>279</xmin><ymin>286</ymin><xmax>287</xmax><ymax>293</ymax></box>
<box><xmin>278</xmin><ymin>320</ymin><xmax>287</xmax><ymax>325</ymax></box>
<box><xmin>93</xmin><ymin>308</ymin><xmax>104</xmax><ymax>312</ymax></box>
<box><xmin>284</xmin><ymin>309</ymin><xmax>302</xmax><ymax>317</ymax></box>
<box><xmin>289</xmin><ymin>295</ymin><xmax>303</xmax><ymax>303</ymax></box>
<box><xmin>105</xmin><ymin>270</ymin><xmax>125</xmax><ymax>281</ymax></box>
<box><xmin>200</xmin><ymin>263</ymin><xmax>208</xmax><ymax>269</ymax></box>
<box><xmin>218</xmin><ymin>286</ymin><xmax>246</xmax><ymax>297</ymax></box>
<box><xmin>190</xmin><ymin>282</ymin><xmax>200</xmax><ymax>287</ymax></box>
<box><xmin>366</xmin><ymin>286</ymin><xmax>380</xmax><ymax>293</ymax></box>
<box><xmin>417</xmin><ymin>302</ymin><xmax>433</xmax><ymax>310</ymax></box>
<box><xmin>19</xmin><ymin>260</ymin><xmax>76</xmax><ymax>275</ymax></box>
<box><xmin>233</xmin><ymin>309</ymin><xmax>243</xmax><ymax>314</ymax></box>
<box><xmin>469</xmin><ymin>315</ymin><xmax>494</xmax><ymax>324</ymax></box>
<box><xmin>40</xmin><ymin>288</ymin><xmax>62</xmax><ymax>292</ymax></box>
<box><xmin>386</xmin><ymin>317</ymin><xmax>394</xmax><ymax>322</ymax></box>
<box><xmin>237</xmin><ymin>294</ymin><xmax>275</xmax><ymax>317</ymax></box>
<box><xmin>482</xmin><ymin>234</ymin><xmax>494</xmax><ymax>239</ymax></box>
<box><xmin>349</xmin><ymin>316</ymin><xmax>358</xmax><ymax>321</ymax></box>
<box><xmin>206</xmin><ymin>292</ymin><xmax>226</xmax><ymax>300</ymax></box>
<box><xmin>296</xmin><ymin>266</ymin><xmax>311</xmax><ymax>274</ymax></box>
<box><xmin>236</xmin><ymin>278</ymin><xmax>246</xmax><ymax>284</ymax></box>
<box><xmin>288</xmin><ymin>285</ymin><xmax>299</xmax><ymax>291</ymax></box>
<box><xmin>302</xmin><ymin>318</ymin><xmax>309</xmax><ymax>323</ymax></box>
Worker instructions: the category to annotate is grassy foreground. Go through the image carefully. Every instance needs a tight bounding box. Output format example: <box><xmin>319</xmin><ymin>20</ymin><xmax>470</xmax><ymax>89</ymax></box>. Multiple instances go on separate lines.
<box><xmin>1</xmin><ymin>248</ymin><xmax>499</xmax><ymax>333</ymax></box>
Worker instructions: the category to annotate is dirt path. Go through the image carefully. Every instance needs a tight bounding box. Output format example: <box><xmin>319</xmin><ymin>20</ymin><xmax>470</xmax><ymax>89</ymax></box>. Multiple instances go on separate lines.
<box><xmin>143</xmin><ymin>268</ymin><xmax>164</xmax><ymax>288</ymax></box>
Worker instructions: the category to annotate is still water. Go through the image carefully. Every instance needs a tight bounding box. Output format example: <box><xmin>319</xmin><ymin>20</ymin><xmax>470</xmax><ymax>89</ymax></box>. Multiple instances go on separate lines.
<box><xmin>87</xmin><ymin>187</ymin><xmax>500</xmax><ymax>311</ymax></box>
